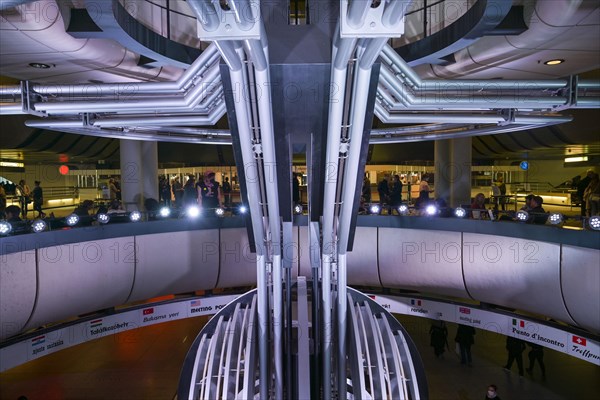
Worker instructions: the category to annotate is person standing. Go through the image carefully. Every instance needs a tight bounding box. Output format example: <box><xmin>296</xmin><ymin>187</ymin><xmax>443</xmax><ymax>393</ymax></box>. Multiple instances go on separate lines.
<box><xmin>172</xmin><ymin>177</ymin><xmax>184</xmax><ymax>208</ymax></box>
<box><xmin>160</xmin><ymin>177</ymin><xmax>172</xmax><ymax>207</ymax></box>
<box><xmin>503</xmin><ymin>336</ymin><xmax>526</xmax><ymax>376</ymax></box>
<box><xmin>526</xmin><ymin>343</ymin><xmax>546</xmax><ymax>378</ymax></box>
<box><xmin>455</xmin><ymin>324</ymin><xmax>476</xmax><ymax>366</ymax></box>
<box><xmin>583</xmin><ymin>172</ymin><xmax>600</xmax><ymax>217</ymax></box>
<box><xmin>15</xmin><ymin>180</ymin><xmax>30</xmax><ymax>219</ymax></box>
<box><xmin>377</xmin><ymin>176</ymin><xmax>390</xmax><ymax>214</ymax></box>
<box><xmin>485</xmin><ymin>384</ymin><xmax>501</xmax><ymax>400</ymax></box>
<box><xmin>182</xmin><ymin>175</ymin><xmax>198</xmax><ymax>207</ymax></box>
<box><xmin>429</xmin><ymin>320</ymin><xmax>448</xmax><ymax>359</ymax></box>
<box><xmin>496</xmin><ymin>175</ymin><xmax>507</xmax><ymax>210</ymax></box>
<box><xmin>108</xmin><ymin>178</ymin><xmax>119</xmax><ymax>201</ymax></box>
<box><xmin>223</xmin><ymin>176</ymin><xmax>232</xmax><ymax>208</ymax></box>
<box><xmin>197</xmin><ymin>171</ymin><xmax>222</xmax><ymax>211</ymax></box>
<box><xmin>577</xmin><ymin>169</ymin><xmax>594</xmax><ymax>216</ymax></box>
<box><xmin>417</xmin><ymin>175</ymin><xmax>431</xmax><ymax>209</ymax></box>
<box><xmin>362</xmin><ymin>174</ymin><xmax>371</xmax><ymax>204</ymax></box>
<box><xmin>0</xmin><ymin>183</ymin><xmax>6</xmax><ymax>219</ymax></box>
<box><xmin>390</xmin><ymin>174</ymin><xmax>403</xmax><ymax>214</ymax></box>
<box><xmin>31</xmin><ymin>181</ymin><xmax>45</xmax><ymax>218</ymax></box>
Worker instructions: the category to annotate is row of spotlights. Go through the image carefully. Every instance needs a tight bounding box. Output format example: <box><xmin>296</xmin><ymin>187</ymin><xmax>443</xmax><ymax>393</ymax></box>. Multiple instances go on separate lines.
<box><xmin>66</xmin><ymin>214</ymin><xmax>80</xmax><ymax>226</ymax></box>
<box><xmin>2</xmin><ymin>212</ymin><xmax>599</xmax><ymax>235</ymax></box>
<box><xmin>31</xmin><ymin>219</ymin><xmax>47</xmax><ymax>233</ymax></box>
<box><xmin>0</xmin><ymin>220</ymin><xmax>12</xmax><ymax>235</ymax></box>
<box><xmin>516</xmin><ymin>210</ymin><xmax>529</xmax><ymax>221</ymax></box>
<box><xmin>130</xmin><ymin>211</ymin><xmax>142</xmax><ymax>222</ymax></box>
<box><xmin>97</xmin><ymin>213</ymin><xmax>110</xmax><ymax>224</ymax></box>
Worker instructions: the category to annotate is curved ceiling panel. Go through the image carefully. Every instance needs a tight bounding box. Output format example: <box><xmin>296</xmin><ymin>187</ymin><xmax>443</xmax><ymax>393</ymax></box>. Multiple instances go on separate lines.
<box><xmin>418</xmin><ymin>0</ymin><xmax>600</xmax><ymax>79</ymax></box>
<box><xmin>0</xmin><ymin>0</ymin><xmax>182</xmax><ymax>83</ymax></box>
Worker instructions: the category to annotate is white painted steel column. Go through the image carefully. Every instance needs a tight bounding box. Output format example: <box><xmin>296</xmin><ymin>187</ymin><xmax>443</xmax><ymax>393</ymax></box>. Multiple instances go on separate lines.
<box><xmin>337</xmin><ymin>253</ymin><xmax>348</xmax><ymax>398</ymax></box>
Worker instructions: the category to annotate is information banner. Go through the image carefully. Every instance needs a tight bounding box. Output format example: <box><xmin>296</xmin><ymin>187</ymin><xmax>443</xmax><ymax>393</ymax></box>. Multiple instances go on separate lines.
<box><xmin>369</xmin><ymin>294</ymin><xmax>599</xmax><ymax>366</ymax></box>
<box><xmin>0</xmin><ymin>294</ymin><xmax>237</xmax><ymax>372</ymax></box>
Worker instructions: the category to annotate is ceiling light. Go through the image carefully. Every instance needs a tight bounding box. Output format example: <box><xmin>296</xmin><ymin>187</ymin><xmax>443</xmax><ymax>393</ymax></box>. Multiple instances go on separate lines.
<box><xmin>31</xmin><ymin>219</ymin><xmax>47</xmax><ymax>233</ymax></box>
<box><xmin>548</xmin><ymin>213</ymin><xmax>563</xmax><ymax>225</ymax></box>
<box><xmin>238</xmin><ymin>205</ymin><xmax>247</xmax><ymax>214</ymax></box>
<box><xmin>454</xmin><ymin>207</ymin><xmax>467</xmax><ymax>218</ymax></box>
<box><xmin>564</xmin><ymin>156</ymin><xmax>588</xmax><ymax>163</ymax></box>
<box><xmin>65</xmin><ymin>213</ymin><xmax>80</xmax><ymax>226</ymax></box>
<box><xmin>294</xmin><ymin>204</ymin><xmax>303</xmax><ymax>214</ymax></box>
<box><xmin>159</xmin><ymin>207</ymin><xmax>171</xmax><ymax>217</ymax></box>
<box><xmin>28</xmin><ymin>62</ymin><xmax>52</xmax><ymax>69</ymax></box>
<box><xmin>215</xmin><ymin>207</ymin><xmax>225</xmax><ymax>217</ymax></box>
<box><xmin>589</xmin><ymin>216</ymin><xmax>600</xmax><ymax>231</ymax></box>
<box><xmin>543</xmin><ymin>59</ymin><xmax>564</xmax><ymax>66</ymax></box>
<box><xmin>97</xmin><ymin>213</ymin><xmax>110</xmax><ymax>224</ymax></box>
<box><xmin>0</xmin><ymin>221</ymin><xmax>12</xmax><ymax>235</ymax></box>
<box><xmin>370</xmin><ymin>204</ymin><xmax>380</xmax><ymax>214</ymax></box>
<box><xmin>129</xmin><ymin>211</ymin><xmax>142</xmax><ymax>222</ymax></box>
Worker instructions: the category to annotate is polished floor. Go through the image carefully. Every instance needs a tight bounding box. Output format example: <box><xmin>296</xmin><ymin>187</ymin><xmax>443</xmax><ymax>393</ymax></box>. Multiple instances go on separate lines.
<box><xmin>1</xmin><ymin>313</ymin><xmax>598</xmax><ymax>399</ymax></box>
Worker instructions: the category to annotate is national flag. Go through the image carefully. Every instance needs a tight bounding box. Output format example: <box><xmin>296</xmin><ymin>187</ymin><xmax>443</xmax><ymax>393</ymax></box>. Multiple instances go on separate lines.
<box><xmin>512</xmin><ymin>318</ymin><xmax>525</xmax><ymax>328</ymax></box>
<box><xmin>190</xmin><ymin>300</ymin><xmax>201</xmax><ymax>307</ymax></box>
<box><xmin>143</xmin><ymin>308</ymin><xmax>154</xmax><ymax>315</ymax></box>
<box><xmin>90</xmin><ymin>319</ymin><xmax>103</xmax><ymax>328</ymax></box>
<box><xmin>572</xmin><ymin>335</ymin><xmax>587</xmax><ymax>346</ymax></box>
<box><xmin>411</xmin><ymin>299</ymin><xmax>421</xmax><ymax>306</ymax></box>
<box><xmin>31</xmin><ymin>335</ymin><xmax>45</xmax><ymax>346</ymax></box>
<box><xmin>459</xmin><ymin>307</ymin><xmax>471</xmax><ymax>314</ymax></box>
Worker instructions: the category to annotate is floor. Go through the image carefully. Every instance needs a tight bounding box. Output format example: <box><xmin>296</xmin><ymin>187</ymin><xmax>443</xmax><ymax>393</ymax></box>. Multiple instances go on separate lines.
<box><xmin>1</xmin><ymin>313</ymin><xmax>597</xmax><ymax>400</ymax></box>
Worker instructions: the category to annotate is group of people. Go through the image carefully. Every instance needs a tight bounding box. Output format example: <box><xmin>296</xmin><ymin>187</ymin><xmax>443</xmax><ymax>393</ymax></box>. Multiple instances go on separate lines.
<box><xmin>0</xmin><ymin>179</ymin><xmax>45</xmax><ymax>220</ymax></box>
<box><xmin>158</xmin><ymin>171</ymin><xmax>230</xmax><ymax>210</ymax></box>
<box><xmin>430</xmin><ymin>322</ymin><xmax>547</xmax><ymax>399</ymax></box>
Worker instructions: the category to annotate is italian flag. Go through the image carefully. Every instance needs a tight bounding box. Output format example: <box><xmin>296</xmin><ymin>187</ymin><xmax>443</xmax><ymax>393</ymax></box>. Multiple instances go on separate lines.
<box><xmin>512</xmin><ymin>318</ymin><xmax>525</xmax><ymax>328</ymax></box>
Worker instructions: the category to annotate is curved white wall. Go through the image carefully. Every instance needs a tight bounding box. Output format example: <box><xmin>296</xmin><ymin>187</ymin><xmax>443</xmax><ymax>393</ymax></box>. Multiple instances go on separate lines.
<box><xmin>23</xmin><ymin>237</ymin><xmax>136</xmax><ymax>331</ymax></box>
<box><xmin>0</xmin><ymin>252</ymin><xmax>36</xmax><ymax>338</ymax></box>
<box><xmin>1</xmin><ymin>226</ymin><xmax>598</xmax><ymax>340</ymax></box>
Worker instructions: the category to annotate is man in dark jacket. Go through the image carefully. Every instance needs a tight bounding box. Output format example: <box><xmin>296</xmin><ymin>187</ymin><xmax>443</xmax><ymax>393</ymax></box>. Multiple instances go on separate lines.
<box><xmin>528</xmin><ymin>195</ymin><xmax>548</xmax><ymax>224</ymax></box>
<box><xmin>455</xmin><ymin>324</ymin><xmax>476</xmax><ymax>365</ymax></box>
<box><xmin>503</xmin><ymin>336</ymin><xmax>526</xmax><ymax>376</ymax></box>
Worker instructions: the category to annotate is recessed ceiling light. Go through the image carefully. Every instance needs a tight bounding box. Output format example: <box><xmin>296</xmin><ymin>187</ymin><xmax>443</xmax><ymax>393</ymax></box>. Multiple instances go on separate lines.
<box><xmin>28</xmin><ymin>63</ymin><xmax>52</xmax><ymax>69</ymax></box>
<box><xmin>544</xmin><ymin>59</ymin><xmax>564</xmax><ymax>66</ymax></box>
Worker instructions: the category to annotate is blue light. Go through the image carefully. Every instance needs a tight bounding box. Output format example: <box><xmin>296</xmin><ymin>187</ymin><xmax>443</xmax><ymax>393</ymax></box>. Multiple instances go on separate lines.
<box><xmin>520</xmin><ymin>161</ymin><xmax>529</xmax><ymax>171</ymax></box>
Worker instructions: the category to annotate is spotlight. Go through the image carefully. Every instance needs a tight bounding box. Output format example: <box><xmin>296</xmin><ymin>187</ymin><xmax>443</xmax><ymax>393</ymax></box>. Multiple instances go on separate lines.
<box><xmin>370</xmin><ymin>204</ymin><xmax>380</xmax><ymax>214</ymax></box>
<box><xmin>97</xmin><ymin>213</ymin><xmax>110</xmax><ymax>224</ymax></box>
<box><xmin>548</xmin><ymin>213</ymin><xmax>563</xmax><ymax>225</ymax></box>
<box><xmin>454</xmin><ymin>207</ymin><xmax>467</xmax><ymax>218</ymax></box>
<box><xmin>294</xmin><ymin>204</ymin><xmax>302</xmax><ymax>214</ymax></box>
<box><xmin>516</xmin><ymin>210</ymin><xmax>529</xmax><ymax>222</ymax></box>
<box><xmin>397</xmin><ymin>204</ymin><xmax>409</xmax><ymax>215</ymax></box>
<box><xmin>425</xmin><ymin>204</ymin><xmax>437</xmax><ymax>216</ymax></box>
<box><xmin>589</xmin><ymin>216</ymin><xmax>600</xmax><ymax>231</ymax></box>
<box><xmin>187</xmin><ymin>205</ymin><xmax>200</xmax><ymax>218</ymax></box>
<box><xmin>238</xmin><ymin>205</ymin><xmax>247</xmax><ymax>214</ymax></box>
<box><xmin>159</xmin><ymin>207</ymin><xmax>171</xmax><ymax>218</ymax></box>
<box><xmin>215</xmin><ymin>207</ymin><xmax>225</xmax><ymax>217</ymax></box>
<box><xmin>129</xmin><ymin>210</ymin><xmax>142</xmax><ymax>222</ymax></box>
<box><xmin>65</xmin><ymin>213</ymin><xmax>80</xmax><ymax>226</ymax></box>
<box><xmin>0</xmin><ymin>221</ymin><xmax>12</xmax><ymax>235</ymax></box>
<box><xmin>31</xmin><ymin>219</ymin><xmax>47</xmax><ymax>233</ymax></box>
